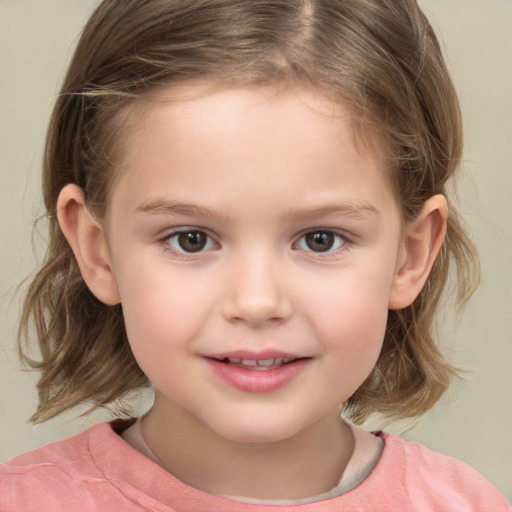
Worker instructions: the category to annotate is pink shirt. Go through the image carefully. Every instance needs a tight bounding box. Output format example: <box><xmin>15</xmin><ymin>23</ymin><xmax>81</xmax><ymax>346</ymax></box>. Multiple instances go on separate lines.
<box><xmin>1</xmin><ymin>420</ymin><xmax>509</xmax><ymax>511</ymax></box>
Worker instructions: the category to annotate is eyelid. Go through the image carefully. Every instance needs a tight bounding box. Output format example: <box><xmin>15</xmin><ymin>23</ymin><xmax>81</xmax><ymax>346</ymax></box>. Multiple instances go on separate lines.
<box><xmin>160</xmin><ymin>227</ymin><xmax>220</xmax><ymax>257</ymax></box>
<box><xmin>157</xmin><ymin>226</ymin><xmax>352</xmax><ymax>259</ymax></box>
<box><xmin>292</xmin><ymin>228</ymin><xmax>352</xmax><ymax>255</ymax></box>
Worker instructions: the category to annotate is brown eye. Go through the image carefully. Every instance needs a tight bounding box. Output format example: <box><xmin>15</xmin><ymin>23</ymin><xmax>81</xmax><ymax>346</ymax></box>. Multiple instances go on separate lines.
<box><xmin>166</xmin><ymin>230</ymin><xmax>214</xmax><ymax>253</ymax></box>
<box><xmin>305</xmin><ymin>232</ymin><xmax>334</xmax><ymax>252</ymax></box>
<box><xmin>178</xmin><ymin>232</ymin><xmax>207</xmax><ymax>252</ymax></box>
<box><xmin>296</xmin><ymin>230</ymin><xmax>346</xmax><ymax>253</ymax></box>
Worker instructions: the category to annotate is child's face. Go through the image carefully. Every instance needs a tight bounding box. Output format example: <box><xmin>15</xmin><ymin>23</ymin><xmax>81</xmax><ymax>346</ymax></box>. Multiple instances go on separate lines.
<box><xmin>105</xmin><ymin>84</ymin><xmax>404</xmax><ymax>443</ymax></box>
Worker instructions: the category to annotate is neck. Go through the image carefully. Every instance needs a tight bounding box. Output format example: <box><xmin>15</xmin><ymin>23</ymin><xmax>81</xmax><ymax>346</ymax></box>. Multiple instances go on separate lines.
<box><xmin>132</xmin><ymin>395</ymin><xmax>354</xmax><ymax>500</ymax></box>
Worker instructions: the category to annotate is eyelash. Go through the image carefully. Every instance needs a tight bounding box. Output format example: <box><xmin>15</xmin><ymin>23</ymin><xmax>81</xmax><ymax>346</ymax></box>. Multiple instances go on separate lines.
<box><xmin>159</xmin><ymin>228</ymin><xmax>352</xmax><ymax>259</ymax></box>
<box><xmin>160</xmin><ymin>228</ymin><xmax>218</xmax><ymax>259</ymax></box>
<box><xmin>293</xmin><ymin>229</ymin><xmax>351</xmax><ymax>258</ymax></box>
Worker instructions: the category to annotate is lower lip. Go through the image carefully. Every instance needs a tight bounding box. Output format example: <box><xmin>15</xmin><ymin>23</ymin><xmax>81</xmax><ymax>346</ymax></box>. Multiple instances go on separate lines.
<box><xmin>206</xmin><ymin>358</ymin><xmax>310</xmax><ymax>393</ymax></box>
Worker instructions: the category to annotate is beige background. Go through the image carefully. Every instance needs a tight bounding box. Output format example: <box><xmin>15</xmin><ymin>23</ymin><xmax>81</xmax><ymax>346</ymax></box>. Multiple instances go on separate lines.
<box><xmin>1</xmin><ymin>0</ymin><xmax>511</xmax><ymax>501</ymax></box>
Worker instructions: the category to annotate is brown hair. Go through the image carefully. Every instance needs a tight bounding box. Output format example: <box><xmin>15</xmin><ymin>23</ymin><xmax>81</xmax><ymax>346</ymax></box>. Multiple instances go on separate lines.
<box><xmin>19</xmin><ymin>0</ymin><xmax>479</xmax><ymax>423</ymax></box>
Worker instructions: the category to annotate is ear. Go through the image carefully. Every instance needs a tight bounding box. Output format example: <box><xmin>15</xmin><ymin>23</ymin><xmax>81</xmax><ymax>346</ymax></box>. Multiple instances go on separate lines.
<box><xmin>388</xmin><ymin>194</ymin><xmax>448</xmax><ymax>310</ymax></box>
<box><xmin>57</xmin><ymin>184</ymin><xmax>121</xmax><ymax>305</ymax></box>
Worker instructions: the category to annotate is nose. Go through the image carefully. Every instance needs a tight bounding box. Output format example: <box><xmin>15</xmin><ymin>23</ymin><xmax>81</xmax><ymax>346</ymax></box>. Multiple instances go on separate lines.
<box><xmin>221</xmin><ymin>253</ymin><xmax>293</xmax><ymax>327</ymax></box>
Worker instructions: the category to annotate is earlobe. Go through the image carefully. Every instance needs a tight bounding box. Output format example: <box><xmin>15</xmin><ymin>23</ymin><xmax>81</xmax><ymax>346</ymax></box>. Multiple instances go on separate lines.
<box><xmin>57</xmin><ymin>184</ymin><xmax>121</xmax><ymax>305</ymax></box>
<box><xmin>388</xmin><ymin>194</ymin><xmax>448</xmax><ymax>310</ymax></box>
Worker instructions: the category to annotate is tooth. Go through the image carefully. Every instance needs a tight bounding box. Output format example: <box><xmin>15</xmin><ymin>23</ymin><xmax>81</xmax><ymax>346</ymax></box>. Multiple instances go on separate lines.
<box><xmin>228</xmin><ymin>357</ymin><xmax>242</xmax><ymax>363</ymax></box>
<box><xmin>241</xmin><ymin>359</ymin><xmax>258</xmax><ymax>366</ymax></box>
<box><xmin>257</xmin><ymin>359</ymin><xmax>274</xmax><ymax>366</ymax></box>
<box><xmin>282</xmin><ymin>358</ymin><xmax>293</xmax><ymax>364</ymax></box>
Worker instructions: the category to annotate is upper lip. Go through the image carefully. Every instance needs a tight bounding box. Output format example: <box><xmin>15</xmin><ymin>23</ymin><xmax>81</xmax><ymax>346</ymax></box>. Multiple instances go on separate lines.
<box><xmin>205</xmin><ymin>350</ymin><xmax>307</xmax><ymax>361</ymax></box>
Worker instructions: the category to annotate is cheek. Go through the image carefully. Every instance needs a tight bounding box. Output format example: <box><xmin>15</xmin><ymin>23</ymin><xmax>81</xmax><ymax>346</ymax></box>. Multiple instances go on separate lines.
<box><xmin>304</xmin><ymin>267</ymin><xmax>392</xmax><ymax>383</ymax></box>
<box><xmin>115</xmin><ymin>262</ymin><xmax>209</xmax><ymax>356</ymax></box>
<box><xmin>322</xmin><ymin>297</ymin><xmax>388</xmax><ymax>363</ymax></box>
<box><xmin>116</xmin><ymin>270</ymin><xmax>202</xmax><ymax>392</ymax></box>
<box><xmin>321</xmin><ymin>305</ymin><xmax>387</xmax><ymax>399</ymax></box>
<box><xmin>305</xmin><ymin>261</ymin><xmax>392</xmax><ymax>335</ymax></box>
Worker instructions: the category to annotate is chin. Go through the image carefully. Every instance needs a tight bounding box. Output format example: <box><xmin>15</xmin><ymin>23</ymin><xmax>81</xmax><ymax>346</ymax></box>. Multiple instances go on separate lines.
<box><xmin>212</xmin><ymin>416</ymin><xmax>307</xmax><ymax>445</ymax></box>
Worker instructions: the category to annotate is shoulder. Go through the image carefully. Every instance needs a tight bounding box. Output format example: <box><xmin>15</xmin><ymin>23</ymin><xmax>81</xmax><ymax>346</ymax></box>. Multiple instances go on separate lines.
<box><xmin>1</xmin><ymin>422</ymin><xmax>101</xmax><ymax>480</ymax></box>
<box><xmin>0</xmin><ymin>421</ymin><xmax>149</xmax><ymax>512</ymax></box>
<box><xmin>375</xmin><ymin>431</ymin><xmax>510</xmax><ymax>511</ymax></box>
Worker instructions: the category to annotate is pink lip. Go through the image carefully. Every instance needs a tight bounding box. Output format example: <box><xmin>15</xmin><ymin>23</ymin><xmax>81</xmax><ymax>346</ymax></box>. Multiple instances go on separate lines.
<box><xmin>206</xmin><ymin>349</ymin><xmax>302</xmax><ymax>360</ymax></box>
<box><xmin>205</xmin><ymin>356</ymin><xmax>310</xmax><ymax>393</ymax></box>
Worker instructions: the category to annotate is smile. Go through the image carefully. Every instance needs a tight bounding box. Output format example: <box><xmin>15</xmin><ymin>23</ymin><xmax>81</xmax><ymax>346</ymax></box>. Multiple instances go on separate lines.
<box><xmin>215</xmin><ymin>357</ymin><xmax>297</xmax><ymax>370</ymax></box>
<box><xmin>205</xmin><ymin>353</ymin><xmax>310</xmax><ymax>393</ymax></box>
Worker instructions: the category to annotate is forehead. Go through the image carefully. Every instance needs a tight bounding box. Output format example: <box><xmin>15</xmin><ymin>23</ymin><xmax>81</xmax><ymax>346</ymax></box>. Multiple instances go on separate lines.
<box><xmin>121</xmin><ymin>82</ymin><xmax>387</xmax><ymax>168</ymax></box>
<box><xmin>107</xmin><ymin>83</ymin><xmax>397</xmax><ymax>222</ymax></box>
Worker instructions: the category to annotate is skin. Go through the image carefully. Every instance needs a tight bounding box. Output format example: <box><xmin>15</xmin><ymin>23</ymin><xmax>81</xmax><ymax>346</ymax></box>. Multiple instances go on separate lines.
<box><xmin>57</xmin><ymin>84</ymin><xmax>448</xmax><ymax>500</ymax></box>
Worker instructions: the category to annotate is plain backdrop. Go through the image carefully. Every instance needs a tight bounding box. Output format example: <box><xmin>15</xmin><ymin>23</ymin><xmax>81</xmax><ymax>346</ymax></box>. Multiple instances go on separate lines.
<box><xmin>1</xmin><ymin>0</ymin><xmax>511</xmax><ymax>501</ymax></box>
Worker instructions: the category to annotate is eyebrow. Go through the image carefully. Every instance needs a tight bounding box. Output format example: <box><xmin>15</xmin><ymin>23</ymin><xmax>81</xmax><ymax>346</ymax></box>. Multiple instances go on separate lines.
<box><xmin>136</xmin><ymin>198</ymin><xmax>379</xmax><ymax>222</ymax></box>
<box><xmin>135</xmin><ymin>199</ymin><xmax>229</xmax><ymax>221</ymax></box>
<box><xmin>281</xmin><ymin>202</ymin><xmax>380</xmax><ymax>222</ymax></box>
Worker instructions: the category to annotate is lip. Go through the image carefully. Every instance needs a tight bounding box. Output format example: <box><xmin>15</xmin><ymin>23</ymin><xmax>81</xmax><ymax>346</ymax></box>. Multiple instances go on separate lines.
<box><xmin>206</xmin><ymin>349</ymin><xmax>303</xmax><ymax>361</ymax></box>
<box><xmin>204</xmin><ymin>352</ymin><xmax>310</xmax><ymax>393</ymax></box>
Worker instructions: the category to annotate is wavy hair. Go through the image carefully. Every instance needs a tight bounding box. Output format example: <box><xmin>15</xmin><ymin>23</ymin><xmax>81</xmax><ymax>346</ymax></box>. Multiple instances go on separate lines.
<box><xmin>18</xmin><ymin>0</ymin><xmax>479</xmax><ymax>423</ymax></box>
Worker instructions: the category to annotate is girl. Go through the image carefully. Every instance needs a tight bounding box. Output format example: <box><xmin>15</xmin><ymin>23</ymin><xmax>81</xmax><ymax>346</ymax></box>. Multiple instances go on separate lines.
<box><xmin>1</xmin><ymin>0</ymin><xmax>509</xmax><ymax>510</ymax></box>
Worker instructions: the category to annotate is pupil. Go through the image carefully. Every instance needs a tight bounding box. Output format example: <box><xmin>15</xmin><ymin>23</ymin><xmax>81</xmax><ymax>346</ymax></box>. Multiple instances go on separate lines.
<box><xmin>306</xmin><ymin>232</ymin><xmax>334</xmax><ymax>252</ymax></box>
<box><xmin>178</xmin><ymin>231</ymin><xmax>207</xmax><ymax>252</ymax></box>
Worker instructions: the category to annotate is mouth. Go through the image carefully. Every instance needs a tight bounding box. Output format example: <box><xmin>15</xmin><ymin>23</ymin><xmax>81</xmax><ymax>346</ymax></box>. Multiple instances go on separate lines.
<box><xmin>204</xmin><ymin>353</ymin><xmax>311</xmax><ymax>392</ymax></box>
<box><xmin>210</xmin><ymin>356</ymin><xmax>301</xmax><ymax>371</ymax></box>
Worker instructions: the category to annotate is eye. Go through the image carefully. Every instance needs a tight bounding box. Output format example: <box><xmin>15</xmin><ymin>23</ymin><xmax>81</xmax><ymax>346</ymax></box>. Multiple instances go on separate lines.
<box><xmin>295</xmin><ymin>230</ymin><xmax>347</xmax><ymax>253</ymax></box>
<box><xmin>164</xmin><ymin>229</ymin><xmax>216</xmax><ymax>253</ymax></box>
